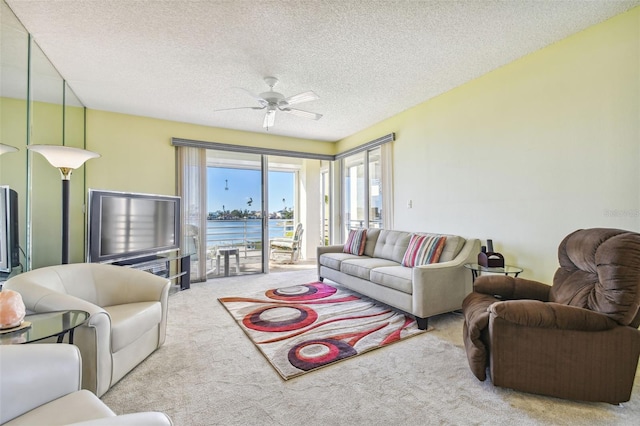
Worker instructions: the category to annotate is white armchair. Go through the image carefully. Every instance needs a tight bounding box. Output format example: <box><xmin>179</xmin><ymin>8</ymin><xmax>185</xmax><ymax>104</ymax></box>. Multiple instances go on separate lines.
<box><xmin>4</xmin><ymin>263</ymin><xmax>170</xmax><ymax>397</ymax></box>
<box><xmin>0</xmin><ymin>344</ymin><xmax>172</xmax><ymax>425</ymax></box>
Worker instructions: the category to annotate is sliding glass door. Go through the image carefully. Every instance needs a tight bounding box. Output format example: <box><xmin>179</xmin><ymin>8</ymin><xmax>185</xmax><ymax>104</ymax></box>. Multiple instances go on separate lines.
<box><xmin>206</xmin><ymin>150</ymin><xmax>264</xmax><ymax>277</ymax></box>
<box><xmin>175</xmin><ymin>136</ymin><xmax>336</xmax><ymax>281</ymax></box>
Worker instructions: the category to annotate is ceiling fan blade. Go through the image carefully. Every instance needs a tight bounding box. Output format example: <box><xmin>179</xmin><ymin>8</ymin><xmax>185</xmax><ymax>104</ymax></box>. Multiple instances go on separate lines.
<box><xmin>213</xmin><ymin>106</ymin><xmax>265</xmax><ymax>112</ymax></box>
<box><xmin>283</xmin><ymin>91</ymin><xmax>319</xmax><ymax>106</ymax></box>
<box><xmin>263</xmin><ymin>109</ymin><xmax>276</xmax><ymax>128</ymax></box>
<box><xmin>280</xmin><ymin>107</ymin><xmax>322</xmax><ymax>120</ymax></box>
<box><xmin>236</xmin><ymin>87</ymin><xmax>269</xmax><ymax>107</ymax></box>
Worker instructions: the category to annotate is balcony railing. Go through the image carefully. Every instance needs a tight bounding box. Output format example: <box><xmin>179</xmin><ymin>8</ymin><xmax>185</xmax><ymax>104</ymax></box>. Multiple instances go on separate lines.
<box><xmin>205</xmin><ymin>218</ymin><xmax>295</xmax><ymax>257</ymax></box>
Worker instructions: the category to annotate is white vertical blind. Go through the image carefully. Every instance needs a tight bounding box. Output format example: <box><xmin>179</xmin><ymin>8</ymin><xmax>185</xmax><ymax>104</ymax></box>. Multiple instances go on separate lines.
<box><xmin>177</xmin><ymin>146</ymin><xmax>207</xmax><ymax>282</ymax></box>
<box><xmin>381</xmin><ymin>142</ymin><xmax>394</xmax><ymax>229</ymax></box>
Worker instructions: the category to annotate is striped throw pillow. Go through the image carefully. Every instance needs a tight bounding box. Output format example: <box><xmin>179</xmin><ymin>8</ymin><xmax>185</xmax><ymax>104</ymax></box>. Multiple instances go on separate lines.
<box><xmin>343</xmin><ymin>228</ymin><xmax>367</xmax><ymax>255</ymax></box>
<box><xmin>401</xmin><ymin>234</ymin><xmax>447</xmax><ymax>267</ymax></box>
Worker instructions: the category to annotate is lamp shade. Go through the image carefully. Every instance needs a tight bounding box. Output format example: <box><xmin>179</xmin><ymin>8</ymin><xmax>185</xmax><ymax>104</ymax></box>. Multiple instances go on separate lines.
<box><xmin>27</xmin><ymin>145</ymin><xmax>100</xmax><ymax>169</ymax></box>
<box><xmin>0</xmin><ymin>143</ymin><xmax>19</xmax><ymax>156</ymax></box>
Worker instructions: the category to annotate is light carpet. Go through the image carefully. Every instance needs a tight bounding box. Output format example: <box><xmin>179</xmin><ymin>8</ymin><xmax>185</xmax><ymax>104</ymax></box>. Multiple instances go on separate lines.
<box><xmin>100</xmin><ymin>270</ymin><xmax>640</xmax><ymax>425</ymax></box>
<box><xmin>219</xmin><ymin>281</ymin><xmax>426</xmax><ymax>379</ymax></box>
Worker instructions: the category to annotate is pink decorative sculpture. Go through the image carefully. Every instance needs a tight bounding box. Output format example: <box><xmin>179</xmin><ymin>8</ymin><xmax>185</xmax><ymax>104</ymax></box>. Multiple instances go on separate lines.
<box><xmin>0</xmin><ymin>289</ymin><xmax>26</xmax><ymax>329</ymax></box>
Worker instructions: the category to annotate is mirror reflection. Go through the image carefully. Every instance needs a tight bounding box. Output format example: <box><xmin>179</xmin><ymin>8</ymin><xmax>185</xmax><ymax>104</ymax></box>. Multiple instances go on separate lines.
<box><xmin>1</xmin><ymin>1</ymin><xmax>87</xmax><ymax>273</ymax></box>
<box><xmin>30</xmin><ymin>39</ymin><xmax>65</xmax><ymax>269</ymax></box>
<box><xmin>1</xmin><ymin>1</ymin><xmax>28</xmax><ymax>276</ymax></box>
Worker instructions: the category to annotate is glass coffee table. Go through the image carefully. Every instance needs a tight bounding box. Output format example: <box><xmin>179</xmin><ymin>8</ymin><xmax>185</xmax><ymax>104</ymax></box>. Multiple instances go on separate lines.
<box><xmin>0</xmin><ymin>310</ymin><xmax>89</xmax><ymax>345</ymax></box>
<box><xmin>464</xmin><ymin>263</ymin><xmax>523</xmax><ymax>283</ymax></box>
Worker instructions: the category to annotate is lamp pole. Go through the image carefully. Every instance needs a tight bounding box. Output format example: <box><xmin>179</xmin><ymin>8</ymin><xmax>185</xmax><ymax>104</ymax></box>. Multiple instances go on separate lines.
<box><xmin>60</xmin><ymin>168</ymin><xmax>72</xmax><ymax>264</ymax></box>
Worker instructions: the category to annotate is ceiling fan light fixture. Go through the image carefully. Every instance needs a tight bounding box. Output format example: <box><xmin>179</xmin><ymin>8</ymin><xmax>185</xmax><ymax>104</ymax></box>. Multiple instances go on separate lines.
<box><xmin>264</xmin><ymin>108</ymin><xmax>276</xmax><ymax>129</ymax></box>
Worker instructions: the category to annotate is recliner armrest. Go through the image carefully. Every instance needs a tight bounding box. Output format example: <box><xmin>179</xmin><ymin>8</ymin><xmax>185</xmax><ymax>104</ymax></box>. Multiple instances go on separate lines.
<box><xmin>489</xmin><ymin>300</ymin><xmax>618</xmax><ymax>331</ymax></box>
<box><xmin>474</xmin><ymin>275</ymin><xmax>551</xmax><ymax>301</ymax></box>
<box><xmin>0</xmin><ymin>344</ymin><xmax>82</xmax><ymax>424</ymax></box>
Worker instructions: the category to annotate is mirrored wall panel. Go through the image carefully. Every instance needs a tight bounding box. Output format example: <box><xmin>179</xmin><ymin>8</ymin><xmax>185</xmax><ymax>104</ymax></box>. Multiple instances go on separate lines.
<box><xmin>1</xmin><ymin>1</ymin><xmax>87</xmax><ymax>273</ymax></box>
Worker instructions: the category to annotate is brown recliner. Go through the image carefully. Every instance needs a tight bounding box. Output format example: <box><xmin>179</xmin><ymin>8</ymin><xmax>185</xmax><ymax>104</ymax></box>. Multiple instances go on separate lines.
<box><xmin>462</xmin><ymin>228</ymin><xmax>640</xmax><ymax>403</ymax></box>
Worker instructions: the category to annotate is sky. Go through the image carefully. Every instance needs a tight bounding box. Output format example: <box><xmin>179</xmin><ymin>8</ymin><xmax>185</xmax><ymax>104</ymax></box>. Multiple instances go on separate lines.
<box><xmin>206</xmin><ymin>167</ymin><xmax>293</xmax><ymax>213</ymax></box>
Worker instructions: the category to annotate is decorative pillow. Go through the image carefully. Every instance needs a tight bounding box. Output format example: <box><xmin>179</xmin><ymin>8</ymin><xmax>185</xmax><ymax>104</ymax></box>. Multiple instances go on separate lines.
<box><xmin>401</xmin><ymin>234</ymin><xmax>447</xmax><ymax>267</ymax></box>
<box><xmin>343</xmin><ymin>228</ymin><xmax>367</xmax><ymax>255</ymax></box>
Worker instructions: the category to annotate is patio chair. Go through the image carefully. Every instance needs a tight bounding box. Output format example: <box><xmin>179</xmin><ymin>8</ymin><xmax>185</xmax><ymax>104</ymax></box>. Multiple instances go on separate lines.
<box><xmin>269</xmin><ymin>223</ymin><xmax>304</xmax><ymax>264</ymax></box>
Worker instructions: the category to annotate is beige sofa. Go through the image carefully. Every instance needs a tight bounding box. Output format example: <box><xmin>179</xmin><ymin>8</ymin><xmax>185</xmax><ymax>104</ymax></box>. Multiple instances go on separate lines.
<box><xmin>318</xmin><ymin>229</ymin><xmax>480</xmax><ymax>329</ymax></box>
<box><xmin>4</xmin><ymin>263</ymin><xmax>170</xmax><ymax>397</ymax></box>
<box><xmin>0</xmin><ymin>344</ymin><xmax>172</xmax><ymax>425</ymax></box>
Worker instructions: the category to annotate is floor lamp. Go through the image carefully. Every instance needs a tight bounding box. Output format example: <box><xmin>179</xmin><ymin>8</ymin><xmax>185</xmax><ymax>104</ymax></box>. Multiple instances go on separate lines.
<box><xmin>27</xmin><ymin>145</ymin><xmax>100</xmax><ymax>264</ymax></box>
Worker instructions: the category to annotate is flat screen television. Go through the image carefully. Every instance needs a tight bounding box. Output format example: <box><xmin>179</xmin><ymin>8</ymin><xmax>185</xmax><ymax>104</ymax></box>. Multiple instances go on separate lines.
<box><xmin>0</xmin><ymin>185</ymin><xmax>19</xmax><ymax>273</ymax></box>
<box><xmin>87</xmin><ymin>189</ymin><xmax>181</xmax><ymax>263</ymax></box>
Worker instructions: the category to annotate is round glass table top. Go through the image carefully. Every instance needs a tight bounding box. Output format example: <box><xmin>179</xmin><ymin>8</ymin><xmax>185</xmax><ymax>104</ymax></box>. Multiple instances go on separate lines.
<box><xmin>0</xmin><ymin>310</ymin><xmax>89</xmax><ymax>344</ymax></box>
<box><xmin>464</xmin><ymin>263</ymin><xmax>523</xmax><ymax>274</ymax></box>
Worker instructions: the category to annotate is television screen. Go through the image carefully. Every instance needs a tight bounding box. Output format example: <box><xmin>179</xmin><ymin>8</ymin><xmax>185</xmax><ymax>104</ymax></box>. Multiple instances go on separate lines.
<box><xmin>0</xmin><ymin>185</ymin><xmax>19</xmax><ymax>273</ymax></box>
<box><xmin>88</xmin><ymin>189</ymin><xmax>181</xmax><ymax>263</ymax></box>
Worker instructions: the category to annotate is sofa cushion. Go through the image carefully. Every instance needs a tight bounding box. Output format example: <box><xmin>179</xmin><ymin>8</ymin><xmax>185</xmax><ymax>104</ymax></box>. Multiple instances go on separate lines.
<box><xmin>362</xmin><ymin>228</ymin><xmax>381</xmax><ymax>257</ymax></box>
<box><xmin>370</xmin><ymin>266</ymin><xmax>413</xmax><ymax>294</ymax></box>
<box><xmin>438</xmin><ymin>235</ymin><xmax>465</xmax><ymax>262</ymax></box>
<box><xmin>402</xmin><ymin>234</ymin><xmax>447</xmax><ymax>267</ymax></box>
<box><xmin>341</xmin><ymin>258</ymin><xmax>400</xmax><ymax>280</ymax></box>
<box><xmin>343</xmin><ymin>228</ymin><xmax>367</xmax><ymax>255</ymax></box>
<box><xmin>106</xmin><ymin>302</ymin><xmax>161</xmax><ymax>353</ymax></box>
<box><xmin>372</xmin><ymin>230</ymin><xmax>412</xmax><ymax>263</ymax></box>
<box><xmin>319</xmin><ymin>252</ymin><xmax>363</xmax><ymax>271</ymax></box>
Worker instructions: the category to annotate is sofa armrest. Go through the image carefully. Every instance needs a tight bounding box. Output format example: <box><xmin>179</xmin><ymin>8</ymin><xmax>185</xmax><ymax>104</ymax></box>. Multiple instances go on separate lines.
<box><xmin>0</xmin><ymin>344</ymin><xmax>82</xmax><ymax>424</ymax></box>
<box><xmin>317</xmin><ymin>245</ymin><xmax>344</xmax><ymax>278</ymax></box>
<box><xmin>317</xmin><ymin>244</ymin><xmax>343</xmax><ymax>256</ymax></box>
<box><xmin>410</xmin><ymin>238</ymin><xmax>480</xmax><ymax>317</ymax></box>
<box><xmin>474</xmin><ymin>275</ymin><xmax>551</xmax><ymax>301</ymax></box>
<box><xmin>68</xmin><ymin>412</ymin><xmax>173</xmax><ymax>426</ymax></box>
<box><xmin>489</xmin><ymin>300</ymin><xmax>618</xmax><ymax>331</ymax></box>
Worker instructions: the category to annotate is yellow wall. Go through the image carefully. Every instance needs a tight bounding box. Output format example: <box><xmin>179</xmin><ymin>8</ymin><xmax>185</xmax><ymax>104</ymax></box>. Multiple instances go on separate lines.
<box><xmin>339</xmin><ymin>7</ymin><xmax>640</xmax><ymax>282</ymax></box>
<box><xmin>85</xmin><ymin>110</ymin><xmax>334</xmax><ymax>195</ymax></box>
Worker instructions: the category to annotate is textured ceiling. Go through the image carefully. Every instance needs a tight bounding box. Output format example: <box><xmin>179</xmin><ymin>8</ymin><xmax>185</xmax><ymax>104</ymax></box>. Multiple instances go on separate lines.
<box><xmin>4</xmin><ymin>0</ymin><xmax>640</xmax><ymax>142</ymax></box>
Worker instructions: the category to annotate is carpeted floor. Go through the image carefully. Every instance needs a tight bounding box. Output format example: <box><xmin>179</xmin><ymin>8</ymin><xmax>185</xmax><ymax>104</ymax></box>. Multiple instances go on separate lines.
<box><xmin>101</xmin><ymin>270</ymin><xmax>640</xmax><ymax>425</ymax></box>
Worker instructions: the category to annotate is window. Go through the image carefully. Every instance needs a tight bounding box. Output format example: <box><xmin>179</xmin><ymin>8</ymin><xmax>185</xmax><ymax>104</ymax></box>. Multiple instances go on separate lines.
<box><xmin>342</xmin><ymin>146</ymin><xmax>387</xmax><ymax>236</ymax></box>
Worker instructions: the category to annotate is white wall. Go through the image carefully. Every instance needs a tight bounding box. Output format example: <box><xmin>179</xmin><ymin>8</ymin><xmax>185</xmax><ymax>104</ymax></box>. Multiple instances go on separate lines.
<box><xmin>300</xmin><ymin>159</ymin><xmax>322</xmax><ymax>259</ymax></box>
<box><xmin>339</xmin><ymin>7</ymin><xmax>640</xmax><ymax>283</ymax></box>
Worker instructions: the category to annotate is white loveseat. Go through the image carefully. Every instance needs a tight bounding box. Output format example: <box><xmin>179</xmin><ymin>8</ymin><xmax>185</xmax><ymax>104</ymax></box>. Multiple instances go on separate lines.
<box><xmin>0</xmin><ymin>344</ymin><xmax>172</xmax><ymax>425</ymax></box>
<box><xmin>317</xmin><ymin>229</ymin><xmax>480</xmax><ymax>329</ymax></box>
<box><xmin>4</xmin><ymin>263</ymin><xmax>170</xmax><ymax>397</ymax></box>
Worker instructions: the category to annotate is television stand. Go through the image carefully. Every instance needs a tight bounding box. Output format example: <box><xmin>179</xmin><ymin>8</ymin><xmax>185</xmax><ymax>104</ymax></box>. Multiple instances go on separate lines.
<box><xmin>111</xmin><ymin>251</ymin><xmax>191</xmax><ymax>291</ymax></box>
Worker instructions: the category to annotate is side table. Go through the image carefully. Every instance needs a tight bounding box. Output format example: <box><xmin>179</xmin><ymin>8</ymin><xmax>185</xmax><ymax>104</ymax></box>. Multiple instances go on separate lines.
<box><xmin>0</xmin><ymin>310</ymin><xmax>89</xmax><ymax>345</ymax></box>
<box><xmin>216</xmin><ymin>247</ymin><xmax>240</xmax><ymax>277</ymax></box>
<box><xmin>464</xmin><ymin>263</ymin><xmax>523</xmax><ymax>283</ymax></box>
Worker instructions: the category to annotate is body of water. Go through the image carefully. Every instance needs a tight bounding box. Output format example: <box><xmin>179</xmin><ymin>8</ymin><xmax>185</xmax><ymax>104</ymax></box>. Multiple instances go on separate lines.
<box><xmin>205</xmin><ymin>219</ymin><xmax>294</xmax><ymax>248</ymax></box>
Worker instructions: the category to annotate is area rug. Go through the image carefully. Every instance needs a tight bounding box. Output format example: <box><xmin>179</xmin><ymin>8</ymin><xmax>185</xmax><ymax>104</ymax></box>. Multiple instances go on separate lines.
<box><xmin>219</xmin><ymin>282</ymin><xmax>428</xmax><ymax>379</ymax></box>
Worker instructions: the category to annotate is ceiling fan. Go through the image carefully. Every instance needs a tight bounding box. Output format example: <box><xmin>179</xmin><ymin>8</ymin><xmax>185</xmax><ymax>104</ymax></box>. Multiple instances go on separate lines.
<box><xmin>215</xmin><ymin>77</ymin><xmax>322</xmax><ymax>130</ymax></box>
